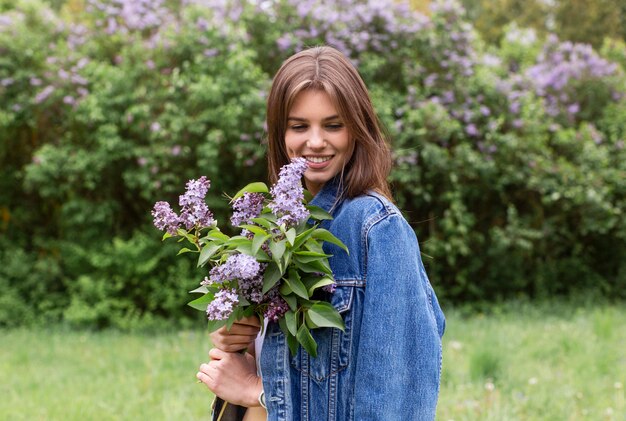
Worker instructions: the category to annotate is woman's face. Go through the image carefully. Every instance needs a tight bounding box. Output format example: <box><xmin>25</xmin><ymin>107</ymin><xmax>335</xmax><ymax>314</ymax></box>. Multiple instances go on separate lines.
<box><xmin>284</xmin><ymin>89</ymin><xmax>354</xmax><ymax>196</ymax></box>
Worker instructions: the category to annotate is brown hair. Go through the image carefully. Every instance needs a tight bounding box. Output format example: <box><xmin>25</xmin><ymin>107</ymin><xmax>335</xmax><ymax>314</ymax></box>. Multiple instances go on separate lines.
<box><xmin>266</xmin><ymin>46</ymin><xmax>393</xmax><ymax>200</ymax></box>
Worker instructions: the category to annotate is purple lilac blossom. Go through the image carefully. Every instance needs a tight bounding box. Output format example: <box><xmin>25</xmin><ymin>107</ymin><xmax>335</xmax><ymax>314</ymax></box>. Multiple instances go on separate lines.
<box><xmin>151</xmin><ymin>201</ymin><xmax>180</xmax><ymax>235</ymax></box>
<box><xmin>206</xmin><ymin>288</ymin><xmax>239</xmax><ymax>320</ymax></box>
<box><xmin>230</xmin><ymin>192</ymin><xmax>264</xmax><ymax>227</ymax></box>
<box><xmin>207</xmin><ymin>253</ymin><xmax>261</xmax><ymax>284</ymax></box>
<box><xmin>238</xmin><ymin>266</ymin><xmax>266</xmax><ymax>304</ymax></box>
<box><xmin>178</xmin><ymin>176</ymin><xmax>214</xmax><ymax>229</ymax></box>
<box><xmin>525</xmin><ymin>35</ymin><xmax>620</xmax><ymax>121</ymax></box>
<box><xmin>323</xmin><ymin>282</ymin><xmax>337</xmax><ymax>293</ymax></box>
<box><xmin>263</xmin><ymin>287</ymin><xmax>289</xmax><ymax>322</ymax></box>
<box><xmin>34</xmin><ymin>86</ymin><xmax>55</xmax><ymax>104</ymax></box>
<box><xmin>269</xmin><ymin>158</ymin><xmax>310</xmax><ymax>227</ymax></box>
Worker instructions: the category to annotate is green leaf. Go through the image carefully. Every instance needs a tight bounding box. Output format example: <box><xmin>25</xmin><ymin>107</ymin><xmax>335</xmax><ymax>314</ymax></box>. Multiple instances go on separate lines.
<box><xmin>203</xmin><ymin>230</ymin><xmax>230</xmax><ymax>242</ymax></box>
<box><xmin>197</xmin><ymin>243</ymin><xmax>221</xmax><ymax>267</ymax></box>
<box><xmin>252</xmin><ymin>233</ymin><xmax>270</xmax><ymax>256</ymax></box>
<box><xmin>232</xmin><ymin>182</ymin><xmax>269</xmax><ymax>200</ymax></box>
<box><xmin>305</xmin><ymin>277</ymin><xmax>335</xmax><ymax>295</ymax></box>
<box><xmin>304</xmin><ymin>310</ymin><xmax>319</xmax><ymax>329</ymax></box>
<box><xmin>306</xmin><ymin>205</ymin><xmax>333</xmax><ymax>221</ymax></box>
<box><xmin>304</xmin><ymin>238</ymin><xmax>325</xmax><ymax>254</ymax></box>
<box><xmin>278</xmin><ymin>316</ymin><xmax>289</xmax><ymax>336</ymax></box>
<box><xmin>189</xmin><ymin>285</ymin><xmax>209</xmax><ymax>294</ymax></box>
<box><xmin>279</xmin><ymin>281</ymin><xmax>292</xmax><ymax>296</ymax></box>
<box><xmin>177</xmin><ymin>247</ymin><xmax>195</xmax><ymax>255</ymax></box>
<box><xmin>294</xmin><ymin>257</ymin><xmax>333</xmax><ymax>275</ymax></box>
<box><xmin>282</xmin><ymin>293</ymin><xmax>298</xmax><ymax>311</ymax></box>
<box><xmin>187</xmin><ymin>292</ymin><xmax>215</xmax><ymax>311</ymax></box>
<box><xmin>225</xmin><ymin>236</ymin><xmax>250</xmax><ymax>248</ymax></box>
<box><xmin>285</xmin><ymin>270</ymin><xmax>309</xmax><ymax>299</ymax></box>
<box><xmin>284</xmin><ymin>310</ymin><xmax>298</xmax><ymax>336</ymax></box>
<box><xmin>270</xmin><ymin>239</ymin><xmax>286</xmax><ymax>266</ymax></box>
<box><xmin>297</xmin><ymin>324</ymin><xmax>318</xmax><ymax>357</ymax></box>
<box><xmin>293</xmin><ymin>250</ymin><xmax>332</xmax><ymax>262</ymax></box>
<box><xmin>226</xmin><ymin>306</ymin><xmax>244</xmax><ymax>330</ymax></box>
<box><xmin>262</xmin><ymin>262</ymin><xmax>283</xmax><ymax>294</ymax></box>
<box><xmin>307</xmin><ymin>302</ymin><xmax>345</xmax><ymax>331</ymax></box>
<box><xmin>285</xmin><ymin>228</ymin><xmax>296</xmax><ymax>247</ymax></box>
<box><xmin>287</xmin><ymin>332</ymin><xmax>299</xmax><ymax>356</ymax></box>
<box><xmin>250</xmin><ymin>217</ymin><xmax>272</xmax><ymax>229</ymax></box>
<box><xmin>239</xmin><ymin>224</ymin><xmax>268</xmax><ymax>236</ymax></box>
<box><xmin>293</xmin><ymin>226</ymin><xmax>316</xmax><ymax>249</ymax></box>
<box><xmin>162</xmin><ymin>232</ymin><xmax>173</xmax><ymax>241</ymax></box>
<box><xmin>207</xmin><ymin>318</ymin><xmax>228</xmax><ymax>333</ymax></box>
<box><xmin>312</xmin><ymin>229</ymin><xmax>348</xmax><ymax>253</ymax></box>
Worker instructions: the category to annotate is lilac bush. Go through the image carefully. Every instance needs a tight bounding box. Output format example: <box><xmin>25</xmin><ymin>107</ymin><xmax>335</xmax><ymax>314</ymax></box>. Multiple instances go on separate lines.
<box><xmin>2</xmin><ymin>0</ymin><xmax>626</xmax><ymax>329</ymax></box>
<box><xmin>525</xmin><ymin>35</ymin><xmax>623</xmax><ymax>123</ymax></box>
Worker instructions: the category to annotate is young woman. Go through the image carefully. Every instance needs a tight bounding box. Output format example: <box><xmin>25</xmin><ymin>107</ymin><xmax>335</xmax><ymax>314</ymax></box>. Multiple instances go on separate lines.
<box><xmin>197</xmin><ymin>46</ymin><xmax>445</xmax><ymax>421</ymax></box>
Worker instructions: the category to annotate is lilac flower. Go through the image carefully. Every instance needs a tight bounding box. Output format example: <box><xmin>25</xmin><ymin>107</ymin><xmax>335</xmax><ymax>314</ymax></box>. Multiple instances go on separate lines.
<box><xmin>178</xmin><ymin>176</ymin><xmax>214</xmax><ymax>229</ymax></box>
<box><xmin>34</xmin><ymin>86</ymin><xmax>55</xmax><ymax>104</ymax></box>
<box><xmin>238</xmin><ymin>265</ymin><xmax>266</xmax><ymax>303</ymax></box>
<box><xmin>207</xmin><ymin>253</ymin><xmax>262</xmax><ymax>284</ymax></box>
<box><xmin>269</xmin><ymin>158</ymin><xmax>310</xmax><ymax>227</ymax></box>
<box><xmin>263</xmin><ymin>287</ymin><xmax>289</xmax><ymax>322</ymax></box>
<box><xmin>230</xmin><ymin>192</ymin><xmax>264</xmax><ymax>227</ymax></box>
<box><xmin>206</xmin><ymin>288</ymin><xmax>239</xmax><ymax>320</ymax></box>
<box><xmin>152</xmin><ymin>201</ymin><xmax>181</xmax><ymax>235</ymax></box>
<box><xmin>323</xmin><ymin>282</ymin><xmax>337</xmax><ymax>293</ymax></box>
<box><xmin>466</xmin><ymin>124</ymin><xmax>479</xmax><ymax>137</ymax></box>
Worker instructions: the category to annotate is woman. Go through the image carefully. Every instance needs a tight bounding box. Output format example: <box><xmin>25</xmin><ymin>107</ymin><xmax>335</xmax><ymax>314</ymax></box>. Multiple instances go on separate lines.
<box><xmin>197</xmin><ymin>45</ymin><xmax>445</xmax><ymax>421</ymax></box>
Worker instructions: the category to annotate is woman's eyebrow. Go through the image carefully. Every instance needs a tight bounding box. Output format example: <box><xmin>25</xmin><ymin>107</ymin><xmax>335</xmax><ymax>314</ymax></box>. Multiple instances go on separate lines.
<box><xmin>287</xmin><ymin>115</ymin><xmax>341</xmax><ymax>122</ymax></box>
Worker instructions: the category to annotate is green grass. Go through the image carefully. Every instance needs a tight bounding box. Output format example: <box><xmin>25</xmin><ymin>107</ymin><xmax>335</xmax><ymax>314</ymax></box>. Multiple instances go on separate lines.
<box><xmin>1</xmin><ymin>302</ymin><xmax>624</xmax><ymax>420</ymax></box>
<box><xmin>438</xmin><ymin>302</ymin><xmax>625</xmax><ymax>421</ymax></box>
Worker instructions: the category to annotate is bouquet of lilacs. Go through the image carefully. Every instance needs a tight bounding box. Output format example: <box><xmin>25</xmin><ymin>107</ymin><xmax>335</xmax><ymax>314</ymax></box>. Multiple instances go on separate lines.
<box><xmin>152</xmin><ymin>158</ymin><xmax>346</xmax><ymax>357</ymax></box>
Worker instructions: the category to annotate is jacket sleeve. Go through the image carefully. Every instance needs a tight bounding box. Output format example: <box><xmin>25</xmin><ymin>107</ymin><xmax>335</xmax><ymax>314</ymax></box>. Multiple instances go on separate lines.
<box><xmin>353</xmin><ymin>213</ymin><xmax>444</xmax><ymax>421</ymax></box>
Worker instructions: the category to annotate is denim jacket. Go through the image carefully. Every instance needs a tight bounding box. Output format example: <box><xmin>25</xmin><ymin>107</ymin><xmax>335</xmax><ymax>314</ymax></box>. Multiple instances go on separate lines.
<box><xmin>259</xmin><ymin>179</ymin><xmax>446</xmax><ymax>421</ymax></box>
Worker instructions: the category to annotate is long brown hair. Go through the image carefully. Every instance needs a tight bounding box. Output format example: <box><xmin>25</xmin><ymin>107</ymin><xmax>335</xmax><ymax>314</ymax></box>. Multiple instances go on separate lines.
<box><xmin>266</xmin><ymin>46</ymin><xmax>392</xmax><ymax>200</ymax></box>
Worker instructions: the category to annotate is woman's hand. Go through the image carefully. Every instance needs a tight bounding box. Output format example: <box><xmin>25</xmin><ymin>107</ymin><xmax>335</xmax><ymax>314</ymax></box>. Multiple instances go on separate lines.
<box><xmin>197</xmin><ymin>348</ymin><xmax>263</xmax><ymax>408</ymax></box>
<box><xmin>210</xmin><ymin>315</ymin><xmax>261</xmax><ymax>352</ymax></box>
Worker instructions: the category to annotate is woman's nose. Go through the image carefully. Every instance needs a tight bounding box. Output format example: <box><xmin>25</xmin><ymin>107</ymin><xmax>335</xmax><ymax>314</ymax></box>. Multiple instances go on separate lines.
<box><xmin>307</xmin><ymin>129</ymin><xmax>325</xmax><ymax>148</ymax></box>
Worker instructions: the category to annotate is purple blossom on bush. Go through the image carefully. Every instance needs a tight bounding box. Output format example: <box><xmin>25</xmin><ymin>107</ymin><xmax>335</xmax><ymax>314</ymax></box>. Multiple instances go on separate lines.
<box><xmin>206</xmin><ymin>288</ymin><xmax>238</xmax><ymax>320</ymax></box>
<box><xmin>525</xmin><ymin>35</ymin><xmax>621</xmax><ymax>122</ymax></box>
<box><xmin>269</xmin><ymin>158</ymin><xmax>309</xmax><ymax>227</ymax></box>
<box><xmin>206</xmin><ymin>253</ymin><xmax>261</xmax><ymax>284</ymax></box>
<box><xmin>152</xmin><ymin>201</ymin><xmax>180</xmax><ymax>235</ymax></box>
<box><xmin>34</xmin><ymin>86</ymin><xmax>55</xmax><ymax>104</ymax></box>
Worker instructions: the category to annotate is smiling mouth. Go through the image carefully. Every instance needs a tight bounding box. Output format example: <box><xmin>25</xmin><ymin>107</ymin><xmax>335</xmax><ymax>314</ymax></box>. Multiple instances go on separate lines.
<box><xmin>305</xmin><ymin>156</ymin><xmax>332</xmax><ymax>164</ymax></box>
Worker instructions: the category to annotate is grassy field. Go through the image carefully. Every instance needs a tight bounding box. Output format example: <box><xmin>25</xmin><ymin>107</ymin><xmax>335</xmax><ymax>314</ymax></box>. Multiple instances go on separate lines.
<box><xmin>0</xmin><ymin>302</ymin><xmax>624</xmax><ymax>420</ymax></box>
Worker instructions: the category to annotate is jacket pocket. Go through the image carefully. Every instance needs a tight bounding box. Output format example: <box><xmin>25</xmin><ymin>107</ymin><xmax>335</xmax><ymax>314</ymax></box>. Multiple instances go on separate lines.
<box><xmin>290</xmin><ymin>284</ymin><xmax>357</xmax><ymax>382</ymax></box>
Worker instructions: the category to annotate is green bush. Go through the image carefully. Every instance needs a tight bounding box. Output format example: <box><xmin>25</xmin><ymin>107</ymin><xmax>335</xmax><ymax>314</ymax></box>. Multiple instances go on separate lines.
<box><xmin>1</xmin><ymin>0</ymin><xmax>625</xmax><ymax>327</ymax></box>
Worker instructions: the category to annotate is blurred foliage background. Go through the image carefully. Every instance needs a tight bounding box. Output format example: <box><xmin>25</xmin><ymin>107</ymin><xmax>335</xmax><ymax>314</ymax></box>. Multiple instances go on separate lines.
<box><xmin>0</xmin><ymin>0</ymin><xmax>625</xmax><ymax>329</ymax></box>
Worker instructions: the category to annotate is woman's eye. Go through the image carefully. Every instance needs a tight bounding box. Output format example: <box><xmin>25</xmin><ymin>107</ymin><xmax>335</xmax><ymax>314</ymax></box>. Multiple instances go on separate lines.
<box><xmin>326</xmin><ymin>123</ymin><xmax>344</xmax><ymax>130</ymax></box>
<box><xmin>290</xmin><ymin>125</ymin><xmax>307</xmax><ymax>131</ymax></box>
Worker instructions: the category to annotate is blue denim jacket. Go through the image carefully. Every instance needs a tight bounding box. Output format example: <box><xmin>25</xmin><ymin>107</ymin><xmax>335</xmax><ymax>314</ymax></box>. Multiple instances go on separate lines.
<box><xmin>260</xmin><ymin>179</ymin><xmax>445</xmax><ymax>421</ymax></box>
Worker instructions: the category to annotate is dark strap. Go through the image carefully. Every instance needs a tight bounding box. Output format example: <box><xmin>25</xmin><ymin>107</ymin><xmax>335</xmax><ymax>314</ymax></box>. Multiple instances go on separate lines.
<box><xmin>211</xmin><ymin>397</ymin><xmax>247</xmax><ymax>421</ymax></box>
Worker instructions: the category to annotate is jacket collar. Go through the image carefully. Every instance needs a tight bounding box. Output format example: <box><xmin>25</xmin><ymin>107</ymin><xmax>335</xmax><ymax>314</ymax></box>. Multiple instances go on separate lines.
<box><xmin>309</xmin><ymin>176</ymin><xmax>344</xmax><ymax>215</ymax></box>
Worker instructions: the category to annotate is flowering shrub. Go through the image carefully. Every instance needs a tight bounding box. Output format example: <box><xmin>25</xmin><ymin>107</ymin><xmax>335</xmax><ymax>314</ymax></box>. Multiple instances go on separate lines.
<box><xmin>1</xmin><ymin>0</ymin><xmax>625</xmax><ymax>327</ymax></box>
<box><xmin>152</xmin><ymin>159</ymin><xmax>347</xmax><ymax>356</ymax></box>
